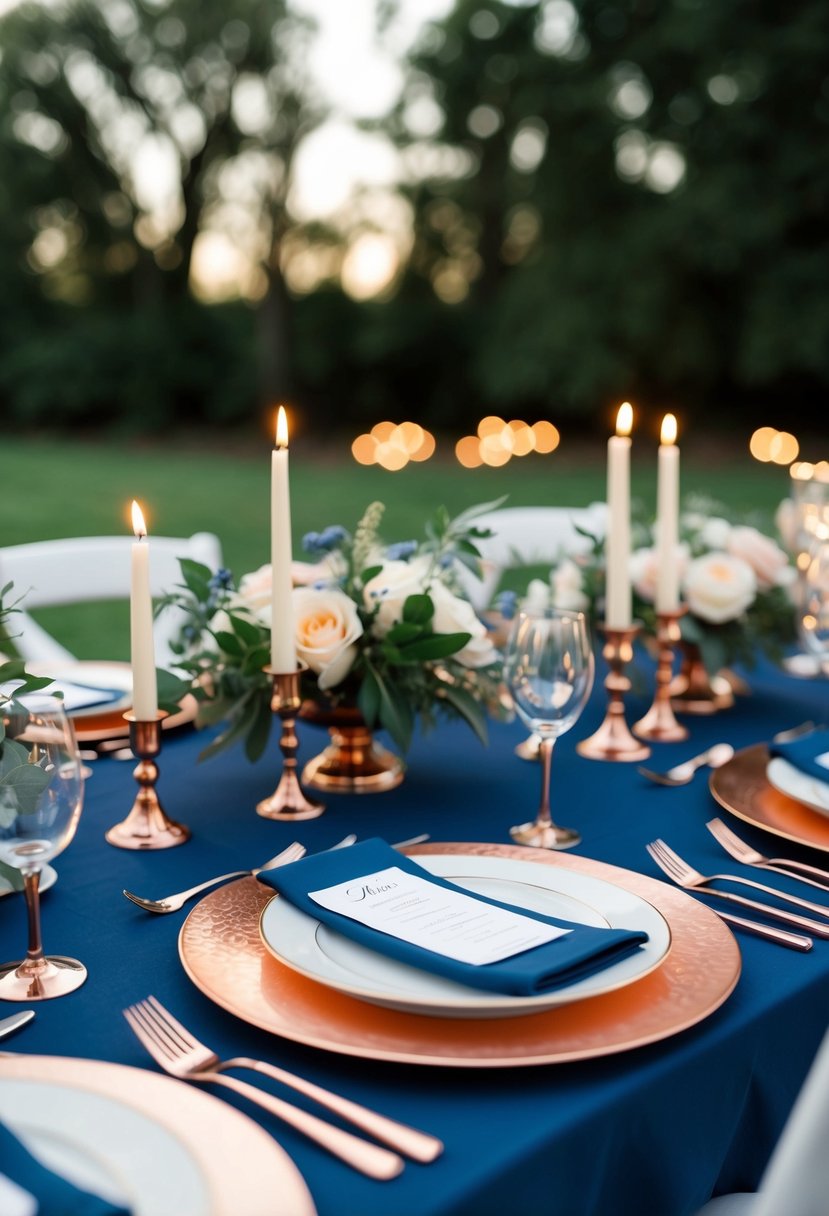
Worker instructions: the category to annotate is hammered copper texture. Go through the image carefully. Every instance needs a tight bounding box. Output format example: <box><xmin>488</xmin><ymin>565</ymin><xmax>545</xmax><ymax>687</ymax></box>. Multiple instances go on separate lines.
<box><xmin>710</xmin><ymin>744</ymin><xmax>829</xmax><ymax>853</ymax></box>
<box><xmin>178</xmin><ymin>844</ymin><xmax>741</xmax><ymax>1068</ymax></box>
<box><xmin>0</xmin><ymin>1054</ymin><xmax>317</xmax><ymax>1215</ymax></box>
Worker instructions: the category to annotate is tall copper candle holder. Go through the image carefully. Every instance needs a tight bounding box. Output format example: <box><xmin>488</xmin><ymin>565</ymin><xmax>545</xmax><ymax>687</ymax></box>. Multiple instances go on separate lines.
<box><xmin>105</xmin><ymin>712</ymin><xmax>191</xmax><ymax>849</ymax></box>
<box><xmin>257</xmin><ymin>664</ymin><xmax>325</xmax><ymax>821</ymax></box>
<box><xmin>633</xmin><ymin>609</ymin><xmax>689</xmax><ymax>742</ymax></box>
<box><xmin>576</xmin><ymin>623</ymin><xmax>651</xmax><ymax>762</ymax></box>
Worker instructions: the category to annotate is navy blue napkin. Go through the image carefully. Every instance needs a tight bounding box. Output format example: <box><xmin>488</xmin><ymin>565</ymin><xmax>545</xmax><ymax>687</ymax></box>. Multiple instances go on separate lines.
<box><xmin>770</xmin><ymin>728</ymin><xmax>829</xmax><ymax>784</ymax></box>
<box><xmin>0</xmin><ymin>1119</ymin><xmax>131</xmax><ymax>1216</ymax></box>
<box><xmin>259</xmin><ymin>839</ymin><xmax>649</xmax><ymax>997</ymax></box>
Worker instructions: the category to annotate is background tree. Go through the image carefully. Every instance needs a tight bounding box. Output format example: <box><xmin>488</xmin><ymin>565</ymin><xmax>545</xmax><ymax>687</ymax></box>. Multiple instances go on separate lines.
<box><xmin>0</xmin><ymin>0</ymin><xmax>323</xmax><ymax>425</ymax></box>
<box><xmin>384</xmin><ymin>0</ymin><xmax>829</xmax><ymax>429</ymax></box>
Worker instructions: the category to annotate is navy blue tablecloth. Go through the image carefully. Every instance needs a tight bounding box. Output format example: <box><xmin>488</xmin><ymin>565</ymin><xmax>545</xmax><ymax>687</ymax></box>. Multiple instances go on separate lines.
<box><xmin>2</xmin><ymin>653</ymin><xmax>828</xmax><ymax>1216</ymax></box>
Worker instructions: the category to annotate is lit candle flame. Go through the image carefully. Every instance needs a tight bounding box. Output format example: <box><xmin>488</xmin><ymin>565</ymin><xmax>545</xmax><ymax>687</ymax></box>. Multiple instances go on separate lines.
<box><xmin>276</xmin><ymin>405</ymin><xmax>289</xmax><ymax>450</ymax></box>
<box><xmin>131</xmin><ymin>500</ymin><xmax>147</xmax><ymax>540</ymax></box>
<box><xmin>660</xmin><ymin>413</ymin><xmax>677</xmax><ymax>446</ymax></box>
<box><xmin>616</xmin><ymin>402</ymin><xmax>633</xmax><ymax>438</ymax></box>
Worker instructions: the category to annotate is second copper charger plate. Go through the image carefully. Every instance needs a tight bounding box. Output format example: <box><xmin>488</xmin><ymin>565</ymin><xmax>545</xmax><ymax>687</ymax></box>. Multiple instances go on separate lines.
<box><xmin>178</xmin><ymin>843</ymin><xmax>740</xmax><ymax>1068</ymax></box>
<box><xmin>710</xmin><ymin>743</ymin><xmax>829</xmax><ymax>854</ymax></box>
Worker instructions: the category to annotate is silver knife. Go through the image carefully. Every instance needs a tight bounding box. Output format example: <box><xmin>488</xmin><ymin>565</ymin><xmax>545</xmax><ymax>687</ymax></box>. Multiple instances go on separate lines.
<box><xmin>0</xmin><ymin>1010</ymin><xmax>35</xmax><ymax>1040</ymax></box>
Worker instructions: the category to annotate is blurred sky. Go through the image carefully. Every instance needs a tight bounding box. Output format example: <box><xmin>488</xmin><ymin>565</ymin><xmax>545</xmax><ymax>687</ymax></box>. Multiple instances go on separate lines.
<box><xmin>289</xmin><ymin>0</ymin><xmax>450</xmax><ymax>216</ymax></box>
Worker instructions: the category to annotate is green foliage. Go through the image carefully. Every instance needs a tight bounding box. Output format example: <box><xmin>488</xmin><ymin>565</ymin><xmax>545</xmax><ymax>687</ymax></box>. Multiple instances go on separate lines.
<box><xmin>157</xmin><ymin>503</ymin><xmax>506</xmax><ymax>759</ymax></box>
<box><xmin>519</xmin><ymin>497</ymin><xmax>797</xmax><ymax>673</ymax></box>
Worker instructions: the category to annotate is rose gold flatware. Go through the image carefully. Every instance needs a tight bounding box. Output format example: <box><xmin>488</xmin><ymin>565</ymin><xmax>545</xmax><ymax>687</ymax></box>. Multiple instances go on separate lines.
<box><xmin>127</xmin><ymin>995</ymin><xmax>441</xmax><ymax>1163</ymax></box>
<box><xmin>713</xmin><ymin>910</ymin><xmax>813</xmax><ymax>951</ymax></box>
<box><xmin>638</xmin><ymin>743</ymin><xmax>734</xmax><ymax>786</ymax></box>
<box><xmin>645</xmin><ymin>839</ymin><xmax>829</xmax><ymax>937</ymax></box>
<box><xmin>772</xmin><ymin>721</ymin><xmax>817</xmax><ymax>743</ymax></box>
<box><xmin>123</xmin><ymin>997</ymin><xmax>405</xmax><ymax>1180</ymax></box>
<box><xmin>706</xmin><ymin>818</ymin><xmax>829</xmax><ymax>893</ymax></box>
<box><xmin>122</xmin><ymin>840</ymin><xmax>307</xmax><ymax>914</ymax></box>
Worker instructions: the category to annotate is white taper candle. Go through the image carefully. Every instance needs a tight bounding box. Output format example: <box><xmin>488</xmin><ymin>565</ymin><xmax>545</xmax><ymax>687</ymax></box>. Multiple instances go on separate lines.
<box><xmin>130</xmin><ymin>500</ymin><xmax>158</xmax><ymax>719</ymax></box>
<box><xmin>605</xmin><ymin>402</ymin><xmax>633</xmax><ymax>628</ymax></box>
<box><xmin>656</xmin><ymin>414</ymin><xmax>680</xmax><ymax>612</ymax></box>
<box><xmin>271</xmin><ymin>406</ymin><xmax>296</xmax><ymax>671</ymax></box>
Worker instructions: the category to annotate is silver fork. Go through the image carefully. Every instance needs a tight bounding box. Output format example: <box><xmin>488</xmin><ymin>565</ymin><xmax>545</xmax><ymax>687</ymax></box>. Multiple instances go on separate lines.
<box><xmin>706</xmin><ymin>818</ymin><xmax>829</xmax><ymax>893</ymax></box>
<box><xmin>645</xmin><ymin>839</ymin><xmax>829</xmax><ymax>937</ymax></box>
<box><xmin>122</xmin><ymin>840</ymin><xmax>307</xmax><ymax>913</ymax></box>
<box><xmin>124</xmin><ymin>996</ymin><xmax>408</xmax><ymax>1179</ymax></box>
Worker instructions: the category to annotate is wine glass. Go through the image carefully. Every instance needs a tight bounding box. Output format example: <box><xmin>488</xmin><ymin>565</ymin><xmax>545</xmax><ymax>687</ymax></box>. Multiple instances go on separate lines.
<box><xmin>0</xmin><ymin>694</ymin><xmax>86</xmax><ymax>1000</ymax></box>
<box><xmin>503</xmin><ymin>609</ymin><xmax>595</xmax><ymax>849</ymax></box>
<box><xmin>799</xmin><ymin>536</ymin><xmax>829</xmax><ymax>676</ymax></box>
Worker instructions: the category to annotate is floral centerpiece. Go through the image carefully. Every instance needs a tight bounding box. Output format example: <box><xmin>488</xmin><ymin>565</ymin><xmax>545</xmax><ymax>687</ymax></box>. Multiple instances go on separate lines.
<box><xmin>507</xmin><ymin>495</ymin><xmax>798</xmax><ymax>679</ymax></box>
<box><xmin>159</xmin><ymin>501</ymin><xmax>506</xmax><ymax>782</ymax></box>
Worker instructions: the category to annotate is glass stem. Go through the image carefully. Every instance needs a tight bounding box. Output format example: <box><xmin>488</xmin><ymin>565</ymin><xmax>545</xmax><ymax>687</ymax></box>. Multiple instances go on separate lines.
<box><xmin>23</xmin><ymin>870</ymin><xmax>44</xmax><ymax>963</ymax></box>
<box><xmin>537</xmin><ymin>736</ymin><xmax>556</xmax><ymax>828</ymax></box>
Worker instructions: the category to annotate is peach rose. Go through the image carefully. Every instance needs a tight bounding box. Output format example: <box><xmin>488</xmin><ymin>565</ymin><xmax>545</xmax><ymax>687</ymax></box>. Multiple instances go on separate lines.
<box><xmin>727</xmin><ymin>526</ymin><xmax>795</xmax><ymax>591</ymax></box>
<box><xmin>292</xmin><ymin>586</ymin><xmax>364</xmax><ymax>690</ymax></box>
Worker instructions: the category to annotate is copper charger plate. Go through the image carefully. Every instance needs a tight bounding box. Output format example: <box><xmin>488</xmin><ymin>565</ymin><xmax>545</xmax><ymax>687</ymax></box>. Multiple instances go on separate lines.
<box><xmin>178</xmin><ymin>843</ymin><xmax>740</xmax><ymax>1068</ymax></box>
<box><xmin>710</xmin><ymin>743</ymin><xmax>829</xmax><ymax>854</ymax></box>
<box><xmin>29</xmin><ymin>659</ymin><xmax>198</xmax><ymax>743</ymax></box>
<box><xmin>75</xmin><ymin>693</ymin><xmax>197</xmax><ymax>743</ymax></box>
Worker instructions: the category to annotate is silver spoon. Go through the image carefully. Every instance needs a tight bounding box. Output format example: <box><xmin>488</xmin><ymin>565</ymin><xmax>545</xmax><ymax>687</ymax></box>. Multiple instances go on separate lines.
<box><xmin>638</xmin><ymin>742</ymin><xmax>735</xmax><ymax>787</ymax></box>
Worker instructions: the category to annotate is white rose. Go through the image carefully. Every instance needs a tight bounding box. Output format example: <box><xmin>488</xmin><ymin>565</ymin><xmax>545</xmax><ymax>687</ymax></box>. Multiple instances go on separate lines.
<box><xmin>236</xmin><ymin>564</ymin><xmax>272</xmax><ymax>624</ymax></box>
<box><xmin>727</xmin><ymin>526</ymin><xmax>793</xmax><ymax>591</ymax></box>
<box><xmin>630</xmin><ymin>544</ymin><xmax>690</xmax><ymax>603</ymax></box>
<box><xmin>699</xmin><ymin>517</ymin><xmax>732</xmax><ymax>549</ymax></box>
<box><xmin>362</xmin><ymin>557</ymin><xmax>432</xmax><ymax>635</ymax></box>
<box><xmin>683</xmin><ymin>552</ymin><xmax>756</xmax><ymax>623</ymax></box>
<box><xmin>292</xmin><ymin>586</ymin><xmax>364</xmax><ymax>691</ymax></box>
<box><xmin>775</xmin><ymin>497</ymin><xmax>799</xmax><ymax>554</ymax></box>
<box><xmin>428</xmin><ymin>582</ymin><xmax>499</xmax><ymax>668</ymax></box>
<box><xmin>629</xmin><ymin>547</ymin><xmax>659</xmax><ymax>603</ymax></box>
<box><xmin>551</xmin><ymin>558</ymin><xmax>588</xmax><ymax>612</ymax></box>
<box><xmin>291</xmin><ymin>554</ymin><xmax>347</xmax><ymax>587</ymax></box>
<box><xmin>524</xmin><ymin>578</ymin><xmax>552</xmax><ymax>615</ymax></box>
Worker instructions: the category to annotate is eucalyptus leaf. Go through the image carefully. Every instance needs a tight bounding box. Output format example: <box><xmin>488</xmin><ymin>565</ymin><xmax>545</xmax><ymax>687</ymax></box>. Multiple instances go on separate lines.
<box><xmin>397</xmin><ymin>632</ymin><xmax>472</xmax><ymax>662</ymax></box>
<box><xmin>0</xmin><ymin>859</ymin><xmax>22</xmax><ymax>892</ymax></box>
<box><xmin>402</xmin><ymin>593</ymin><xmax>434</xmax><ymax>625</ymax></box>
<box><xmin>0</xmin><ymin>739</ymin><xmax>29</xmax><ymax>780</ymax></box>
<box><xmin>357</xmin><ymin>667</ymin><xmax>381</xmax><ymax>727</ymax></box>
<box><xmin>438</xmin><ymin>683</ymin><xmax>489</xmax><ymax>747</ymax></box>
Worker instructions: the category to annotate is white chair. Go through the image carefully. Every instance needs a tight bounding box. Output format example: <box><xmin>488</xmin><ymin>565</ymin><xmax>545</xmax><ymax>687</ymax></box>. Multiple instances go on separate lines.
<box><xmin>696</xmin><ymin>1026</ymin><xmax>829</xmax><ymax>1215</ymax></box>
<box><xmin>456</xmin><ymin>503</ymin><xmax>608</xmax><ymax>612</ymax></box>
<box><xmin>0</xmin><ymin>532</ymin><xmax>223</xmax><ymax>668</ymax></box>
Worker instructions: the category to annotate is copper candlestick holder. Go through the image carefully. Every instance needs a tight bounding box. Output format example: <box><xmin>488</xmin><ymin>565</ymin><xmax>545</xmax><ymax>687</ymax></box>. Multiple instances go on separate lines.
<box><xmin>576</xmin><ymin>623</ymin><xmax>651</xmax><ymax>762</ymax></box>
<box><xmin>633</xmin><ymin>609</ymin><xmax>689</xmax><ymax>742</ymax></box>
<box><xmin>257</xmin><ymin>664</ymin><xmax>325</xmax><ymax>821</ymax></box>
<box><xmin>105</xmin><ymin>712</ymin><xmax>190</xmax><ymax>849</ymax></box>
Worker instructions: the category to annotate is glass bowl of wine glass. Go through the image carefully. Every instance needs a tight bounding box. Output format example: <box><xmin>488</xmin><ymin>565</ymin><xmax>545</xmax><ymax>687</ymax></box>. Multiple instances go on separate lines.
<box><xmin>503</xmin><ymin>609</ymin><xmax>595</xmax><ymax>849</ymax></box>
<box><xmin>0</xmin><ymin>694</ymin><xmax>86</xmax><ymax>1001</ymax></box>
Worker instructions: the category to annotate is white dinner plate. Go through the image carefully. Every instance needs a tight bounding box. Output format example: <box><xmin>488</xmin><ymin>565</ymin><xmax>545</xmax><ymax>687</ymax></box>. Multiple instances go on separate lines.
<box><xmin>0</xmin><ymin>1055</ymin><xmax>315</xmax><ymax>1216</ymax></box>
<box><xmin>27</xmin><ymin>661</ymin><xmax>132</xmax><ymax>719</ymax></box>
<box><xmin>259</xmin><ymin>853</ymin><xmax>671</xmax><ymax>1019</ymax></box>
<box><xmin>767</xmin><ymin>757</ymin><xmax>829</xmax><ymax>817</ymax></box>
<box><xmin>0</xmin><ymin>865</ymin><xmax>56</xmax><ymax>899</ymax></box>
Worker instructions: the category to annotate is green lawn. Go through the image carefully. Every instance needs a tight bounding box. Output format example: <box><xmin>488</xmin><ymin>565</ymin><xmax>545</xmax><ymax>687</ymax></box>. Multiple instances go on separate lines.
<box><xmin>2</xmin><ymin>433</ymin><xmax>794</xmax><ymax>659</ymax></box>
